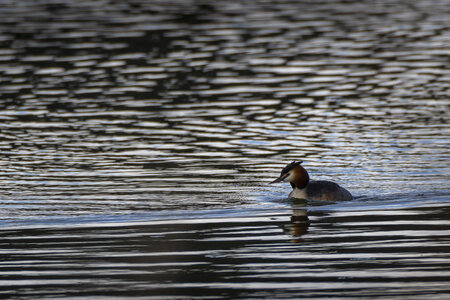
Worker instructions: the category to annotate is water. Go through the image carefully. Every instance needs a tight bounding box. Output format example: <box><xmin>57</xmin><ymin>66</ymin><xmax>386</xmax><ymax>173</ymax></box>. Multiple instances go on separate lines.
<box><xmin>1</xmin><ymin>0</ymin><xmax>449</xmax><ymax>298</ymax></box>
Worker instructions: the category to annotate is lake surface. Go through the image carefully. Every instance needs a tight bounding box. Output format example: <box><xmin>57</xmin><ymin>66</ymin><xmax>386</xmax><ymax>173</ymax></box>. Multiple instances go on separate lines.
<box><xmin>0</xmin><ymin>0</ymin><xmax>449</xmax><ymax>298</ymax></box>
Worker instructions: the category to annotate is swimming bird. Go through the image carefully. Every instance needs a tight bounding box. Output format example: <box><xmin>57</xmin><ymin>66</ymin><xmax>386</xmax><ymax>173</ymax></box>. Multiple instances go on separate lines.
<box><xmin>270</xmin><ymin>161</ymin><xmax>352</xmax><ymax>201</ymax></box>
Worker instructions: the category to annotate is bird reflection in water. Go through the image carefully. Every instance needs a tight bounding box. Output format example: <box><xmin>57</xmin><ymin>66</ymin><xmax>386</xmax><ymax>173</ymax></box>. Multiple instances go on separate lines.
<box><xmin>282</xmin><ymin>198</ymin><xmax>310</xmax><ymax>242</ymax></box>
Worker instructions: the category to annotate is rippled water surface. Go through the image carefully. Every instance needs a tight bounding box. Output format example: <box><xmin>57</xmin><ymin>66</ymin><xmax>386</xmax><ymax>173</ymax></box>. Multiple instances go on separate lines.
<box><xmin>0</xmin><ymin>0</ymin><xmax>449</xmax><ymax>298</ymax></box>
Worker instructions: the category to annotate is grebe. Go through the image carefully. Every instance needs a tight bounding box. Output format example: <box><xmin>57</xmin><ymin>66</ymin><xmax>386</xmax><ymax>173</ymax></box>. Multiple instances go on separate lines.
<box><xmin>270</xmin><ymin>161</ymin><xmax>352</xmax><ymax>201</ymax></box>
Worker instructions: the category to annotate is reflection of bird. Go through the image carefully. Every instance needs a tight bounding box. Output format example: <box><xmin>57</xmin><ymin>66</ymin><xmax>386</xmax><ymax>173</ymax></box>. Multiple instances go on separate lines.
<box><xmin>281</xmin><ymin>199</ymin><xmax>309</xmax><ymax>242</ymax></box>
<box><xmin>270</xmin><ymin>161</ymin><xmax>353</xmax><ymax>201</ymax></box>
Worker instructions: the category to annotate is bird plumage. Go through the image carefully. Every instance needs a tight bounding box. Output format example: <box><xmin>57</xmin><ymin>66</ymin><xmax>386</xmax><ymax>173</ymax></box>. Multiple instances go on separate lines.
<box><xmin>271</xmin><ymin>161</ymin><xmax>353</xmax><ymax>201</ymax></box>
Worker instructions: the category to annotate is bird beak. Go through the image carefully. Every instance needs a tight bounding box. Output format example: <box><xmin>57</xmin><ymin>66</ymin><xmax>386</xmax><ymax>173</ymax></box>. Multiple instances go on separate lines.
<box><xmin>270</xmin><ymin>175</ymin><xmax>285</xmax><ymax>184</ymax></box>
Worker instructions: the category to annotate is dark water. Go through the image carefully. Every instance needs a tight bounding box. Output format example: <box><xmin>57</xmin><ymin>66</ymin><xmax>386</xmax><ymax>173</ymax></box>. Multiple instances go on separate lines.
<box><xmin>0</xmin><ymin>0</ymin><xmax>449</xmax><ymax>298</ymax></box>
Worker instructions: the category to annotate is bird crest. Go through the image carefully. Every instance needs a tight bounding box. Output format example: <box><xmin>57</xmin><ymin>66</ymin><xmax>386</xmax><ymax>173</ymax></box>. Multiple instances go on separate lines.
<box><xmin>281</xmin><ymin>160</ymin><xmax>303</xmax><ymax>175</ymax></box>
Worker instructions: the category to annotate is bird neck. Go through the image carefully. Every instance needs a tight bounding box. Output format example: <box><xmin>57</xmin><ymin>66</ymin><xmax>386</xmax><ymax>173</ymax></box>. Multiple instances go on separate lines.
<box><xmin>292</xmin><ymin>166</ymin><xmax>309</xmax><ymax>189</ymax></box>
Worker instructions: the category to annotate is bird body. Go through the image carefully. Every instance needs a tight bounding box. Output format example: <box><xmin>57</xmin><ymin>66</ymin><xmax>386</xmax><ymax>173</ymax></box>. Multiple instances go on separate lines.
<box><xmin>271</xmin><ymin>161</ymin><xmax>352</xmax><ymax>201</ymax></box>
